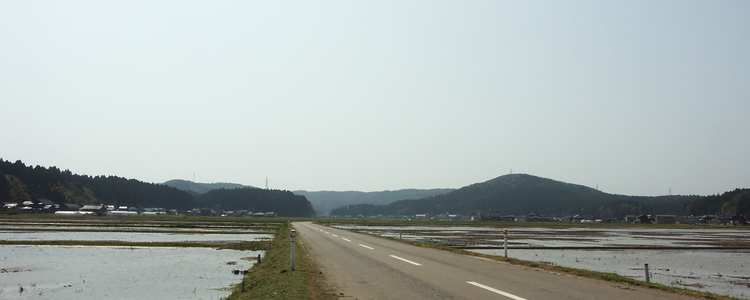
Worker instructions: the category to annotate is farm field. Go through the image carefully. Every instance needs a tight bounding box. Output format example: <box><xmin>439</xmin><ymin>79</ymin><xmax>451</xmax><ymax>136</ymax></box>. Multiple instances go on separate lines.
<box><xmin>331</xmin><ymin>224</ymin><xmax>750</xmax><ymax>299</ymax></box>
<box><xmin>0</xmin><ymin>217</ymin><xmax>278</xmax><ymax>300</ymax></box>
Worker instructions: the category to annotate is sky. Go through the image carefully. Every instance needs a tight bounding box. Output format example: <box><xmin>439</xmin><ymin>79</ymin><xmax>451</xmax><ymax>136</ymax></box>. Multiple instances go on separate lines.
<box><xmin>2</xmin><ymin>1</ymin><xmax>749</xmax><ymax>196</ymax></box>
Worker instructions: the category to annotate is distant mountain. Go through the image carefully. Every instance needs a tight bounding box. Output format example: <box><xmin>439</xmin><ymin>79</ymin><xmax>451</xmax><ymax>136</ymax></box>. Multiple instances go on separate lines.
<box><xmin>295</xmin><ymin>189</ymin><xmax>455</xmax><ymax>216</ymax></box>
<box><xmin>164</xmin><ymin>179</ymin><xmax>453</xmax><ymax>216</ymax></box>
<box><xmin>330</xmin><ymin>174</ymin><xmax>700</xmax><ymax>218</ymax></box>
<box><xmin>163</xmin><ymin>179</ymin><xmax>255</xmax><ymax>194</ymax></box>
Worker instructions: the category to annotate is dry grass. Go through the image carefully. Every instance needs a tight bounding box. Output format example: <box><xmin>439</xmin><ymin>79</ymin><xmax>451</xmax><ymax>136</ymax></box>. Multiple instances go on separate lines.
<box><xmin>225</xmin><ymin>222</ymin><xmax>336</xmax><ymax>300</ymax></box>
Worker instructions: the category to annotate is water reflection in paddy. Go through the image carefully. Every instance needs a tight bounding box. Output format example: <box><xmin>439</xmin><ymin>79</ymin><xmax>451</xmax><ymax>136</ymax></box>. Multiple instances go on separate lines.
<box><xmin>336</xmin><ymin>225</ymin><xmax>749</xmax><ymax>248</ymax></box>
<box><xmin>0</xmin><ymin>231</ymin><xmax>273</xmax><ymax>243</ymax></box>
<box><xmin>1</xmin><ymin>225</ymin><xmax>271</xmax><ymax>233</ymax></box>
<box><xmin>0</xmin><ymin>246</ymin><xmax>261</xmax><ymax>300</ymax></box>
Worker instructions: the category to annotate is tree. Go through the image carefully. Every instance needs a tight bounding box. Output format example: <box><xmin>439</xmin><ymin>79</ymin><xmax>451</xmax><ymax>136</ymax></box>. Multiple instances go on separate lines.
<box><xmin>0</xmin><ymin>173</ymin><xmax>10</xmax><ymax>202</ymax></box>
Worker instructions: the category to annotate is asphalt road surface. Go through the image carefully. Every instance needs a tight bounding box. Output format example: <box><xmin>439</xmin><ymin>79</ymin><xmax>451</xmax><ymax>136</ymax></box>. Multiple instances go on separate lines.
<box><xmin>294</xmin><ymin>222</ymin><xmax>702</xmax><ymax>300</ymax></box>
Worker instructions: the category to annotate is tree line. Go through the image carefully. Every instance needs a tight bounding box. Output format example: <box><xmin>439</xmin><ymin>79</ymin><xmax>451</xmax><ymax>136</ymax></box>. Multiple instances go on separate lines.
<box><xmin>685</xmin><ymin>188</ymin><xmax>750</xmax><ymax>215</ymax></box>
<box><xmin>195</xmin><ymin>188</ymin><xmax>315</xmax><ymax>217</ymax></box>
<box><xmin>0</xmin><ymin>159</ymin><xmax>315</xmax><ymax>217</ymax></box>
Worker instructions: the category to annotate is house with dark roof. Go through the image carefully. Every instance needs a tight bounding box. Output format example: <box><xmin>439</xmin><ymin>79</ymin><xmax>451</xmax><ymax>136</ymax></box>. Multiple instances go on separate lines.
<box><xmin>654</xmin><ymin>215</ymin><xmax>677</xmax><ymax>224</ymax></box>
<box><xmin>37</xmin><ymin>199</ymin><xmax>57</xmax><ymax>213</ymax></box>
<box><xmin>638</xmin><ymin>214</ymin><xmax>652</xmax><ymax>224</ymax></box>
<box><xmin>61</xmin><ymin>203</ymin><xmax>81</xmax><ymax>211</ymax></box>
<box><xmin>80</xmin><ymin>203</ymin><xmax>106</xmax><ymax>216</ymax></box>
<box><xmin>569</xmin><ymin>214</ymin><xmax>585</xmax><ymax>222</ymax></box>
<box><xmin>18</xmin><ymin>200</ymin><xmax>36</xmax><ymax>213</ymax></box>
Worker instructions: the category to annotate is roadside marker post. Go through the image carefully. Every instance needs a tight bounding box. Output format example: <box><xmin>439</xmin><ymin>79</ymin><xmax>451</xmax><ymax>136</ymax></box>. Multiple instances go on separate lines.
<box><xmin>645</xmin><ymin>263</ymin><xmax>650</xmax><ymax>282</ymax></box>
<box><xmin>504</xmin><ymin>228</ymin><xmax>508</xmax><ymax>258</ymax></box>
<box><xmin>291</xmin><ymin>229</ymin><xmax>297</xmax><ymax>271</ymax></box>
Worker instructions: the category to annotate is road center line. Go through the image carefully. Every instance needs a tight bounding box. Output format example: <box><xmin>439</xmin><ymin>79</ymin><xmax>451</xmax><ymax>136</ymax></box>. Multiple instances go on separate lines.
<box><xmin>342</xmin><ymin>238</ymin><xmax>351</xmax><ymax>242</ymax></box>
<box><xmin>332</xmin><ymin>234</ymin><xmax>338</xmax><ymax>237</ymax></box>
<box><xmin>389</xmin><ymin>255</ymin><xmax>422</xmax><ymax>266</ymax></box>
<box><xmin>467</xmin><ymin>281</ymin><xmax>528</xmax><ymax>300</ymax></box>
<box><xmin>358</xmin><ymin>244</ymin><xmax>374</xmax><ymax>250</ymax></box>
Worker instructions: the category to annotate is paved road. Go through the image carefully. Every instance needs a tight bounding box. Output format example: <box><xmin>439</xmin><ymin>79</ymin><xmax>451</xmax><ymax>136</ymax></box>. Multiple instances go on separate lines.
<box><xmin>295</xmin><ymin>222</ymin><xmax>701</xmax><ymax>300</ymax></box>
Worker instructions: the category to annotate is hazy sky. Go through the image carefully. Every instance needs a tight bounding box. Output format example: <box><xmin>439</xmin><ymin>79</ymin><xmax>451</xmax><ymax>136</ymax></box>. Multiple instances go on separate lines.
<box><xmin>2</xmin><ymin>1</ymin><xmax>749</xmax><ymax>196</ymax></box>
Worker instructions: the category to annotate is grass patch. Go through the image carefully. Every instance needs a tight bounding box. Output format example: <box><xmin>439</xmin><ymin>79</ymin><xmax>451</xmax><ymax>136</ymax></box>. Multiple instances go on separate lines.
<box><xmin>226</xmin><ymin>222</ymin><xmax>335</xmax><ymax>300</ymax></box>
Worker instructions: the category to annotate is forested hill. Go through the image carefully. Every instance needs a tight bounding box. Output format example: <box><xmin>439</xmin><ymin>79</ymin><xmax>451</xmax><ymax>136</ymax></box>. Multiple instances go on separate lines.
<box><xmin>330</xmin><ymin>174</ymin><xmax>700</xmax><ymax>218</ymax></box>
<box><xmin>685</xmin><ymin>188</ymin><xmax>750</xmax><ymax>215</ymax></box>
<box><xmin>195</xmin><ymin>188</ymin><xmax>315</xmax><ymax>217</ymax></box>
<box><xmin>295</xmin><ymin>189</ymin><xmax>455</xmax><ymax>216</ymax></box>
<box><xmin>0</xmin><ymin>159</ymin><xmax>315</xmax><ymax>217</ymax></box>
<box><xmin>0</xmin><ymin>159</ymin><xmax>194</xmax><ymax>209</ymax></box>
<box><xmin>163</xmin><ymin>179</ymin><xmax>254</xmax><ymax>194</ymax></box>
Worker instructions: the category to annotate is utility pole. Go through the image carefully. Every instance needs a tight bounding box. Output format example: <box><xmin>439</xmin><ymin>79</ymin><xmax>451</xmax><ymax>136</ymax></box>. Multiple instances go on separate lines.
<box><xmin>290</xmin><ymin>229</ymin><xmax>297</xmax><ymax>271</ymax></box>
<box><xmin>504</xmin><ymin>228</ymin><xmax>509</xmax><ymax>258</ymax></box>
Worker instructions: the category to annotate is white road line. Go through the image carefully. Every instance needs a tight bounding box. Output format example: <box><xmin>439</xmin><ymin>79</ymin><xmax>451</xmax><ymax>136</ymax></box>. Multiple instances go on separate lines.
<box><xmin>332</xmin><ymin>234</ymin><xmax>338</xmax><ymax>237</ymax></box>
<box><xmin>358</xmin><ymin>244</ymin><xmax>374</xmax><ymax>250</ymax></box>
<box><xmin>325</xmin><ymin>232</ymin><xmax>330</xmax><ymax>234</ymax></box>
<box><xmin>342</xmin><ymin>238</ymin><xmax>351</xmax><ymax>242</ymax></box>
<box><xmin>466</xmin><ymin>281</ymin><xmax>528</xmax><ymax>300</ymax></box>
<box><xmin>389</xmin><ymin>255</ymin><xmax>422</xmax><ymax>266</ymax></box>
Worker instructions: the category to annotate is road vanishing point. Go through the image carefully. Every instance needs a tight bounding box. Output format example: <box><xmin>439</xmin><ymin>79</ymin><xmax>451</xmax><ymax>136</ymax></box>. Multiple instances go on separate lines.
<box><xmin>295</xmin><ymin>222</ymin><xmax>702</xmax><ymax>300</ymax></box>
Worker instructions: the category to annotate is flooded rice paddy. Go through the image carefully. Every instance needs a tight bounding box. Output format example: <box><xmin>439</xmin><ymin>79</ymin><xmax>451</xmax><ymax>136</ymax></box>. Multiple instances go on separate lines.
<box><xmin>335</xmin><ymin>224</ymin><xmax>750</xmax><ymax>299</ymax></box>
<box><xmin>0</xmin><ymin>219</ymin><xmax>277</xmax><ymax>299</ymax></box>
<box><xmin>0</xmin><ymin>230</ymin><xmax>271</xmax><ymax>244</ymax></box>
<box><xmin>1</xmin><ymin>246</ymin><xmax>262</xmax><ymax>299</ymax></box>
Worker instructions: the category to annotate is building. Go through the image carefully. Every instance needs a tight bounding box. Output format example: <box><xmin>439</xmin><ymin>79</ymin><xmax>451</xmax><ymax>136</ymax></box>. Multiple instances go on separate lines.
<box><xmin>80</xmin><ymin>203</ymin><xmax>106</xmax><ymax>216</ymax></box>
<box><xmin>37</xmin><ymin>199</ymin><xmax>57</xmax><ymax>213</ymax></box>
<box><xmin>61</xmin><ymin>203</ymin><xmax>80</xmax><ymax>211</ymax></box>
<box><xmin>569</xmin><ymin>214</ymin><xmax>585</xmax><ymax>222</ymax></box>
<box><xmin>486</xmin><ymin>212</ymin><xmax>504</xmax><ymax>221</ymax></box>
<box><xmin>654</xmin><ymin>215</ymin><xmax>677</xmax><ymax>224</ymax></box>
<box><xmin>638</xmin><ymin>214</ymin><xmax>652</xmax><ymax>224</ymax></box>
